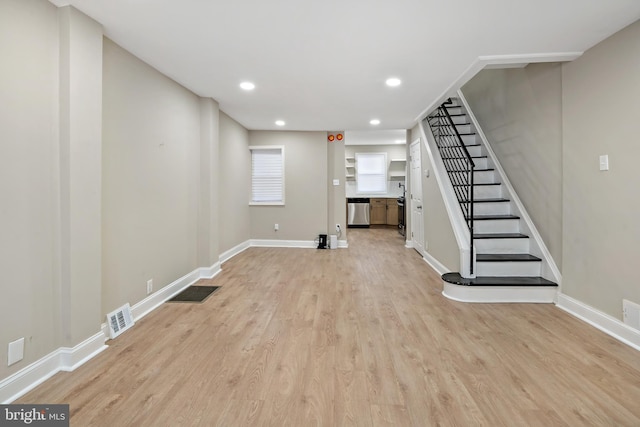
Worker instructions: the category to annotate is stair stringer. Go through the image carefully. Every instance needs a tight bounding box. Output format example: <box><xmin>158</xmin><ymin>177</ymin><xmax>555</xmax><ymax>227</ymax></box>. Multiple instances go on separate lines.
<box><xmin>417</xmin><ymin>118</ymin><xmax>476</xmax><ymax>278</ymax></box>
<box><xmin>456</xmin><ymin>89</ymin><xmax>562</xmax><ymax>288</ymax></box>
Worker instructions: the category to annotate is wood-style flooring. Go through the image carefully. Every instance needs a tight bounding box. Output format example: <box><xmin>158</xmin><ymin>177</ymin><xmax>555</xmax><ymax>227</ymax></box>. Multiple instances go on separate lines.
<box><xmin>18</xmin><ymin>228</ymin><xmax>640</xmax><ymax>426</ymax></box>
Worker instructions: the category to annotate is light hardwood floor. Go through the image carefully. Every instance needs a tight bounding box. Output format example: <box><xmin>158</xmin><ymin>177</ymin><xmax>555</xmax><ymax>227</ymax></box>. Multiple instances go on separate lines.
<box><xmin>19</xmin><ymin>228</ymin><xmax>640</xmax><ymax>426</ymax></box>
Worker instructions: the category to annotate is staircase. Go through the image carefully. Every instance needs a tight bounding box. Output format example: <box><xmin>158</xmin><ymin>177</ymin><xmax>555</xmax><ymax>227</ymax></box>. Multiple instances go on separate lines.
<box><xmin>425</xmin><ymin>98</ymin><xmax>557</xmax><ymax>302</ymax></box>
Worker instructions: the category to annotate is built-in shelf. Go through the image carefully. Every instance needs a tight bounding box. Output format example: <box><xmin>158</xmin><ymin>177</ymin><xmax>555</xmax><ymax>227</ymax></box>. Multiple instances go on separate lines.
<box><xmin>390</xmin><ymin>158</ymin><xmax>406</xmax><ymax>162</ymax></box>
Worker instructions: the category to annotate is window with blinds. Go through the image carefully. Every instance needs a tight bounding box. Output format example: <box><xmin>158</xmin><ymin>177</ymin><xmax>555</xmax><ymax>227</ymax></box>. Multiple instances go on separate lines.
<box><xmin>250</xmin><ymin>146</ymin><xmax>285</xmax><ymax>204</ymax></box>
<box><xmin>356</xmin><ymin>152</ymin><xmax>387</xmax><ymax>193</ymax></box>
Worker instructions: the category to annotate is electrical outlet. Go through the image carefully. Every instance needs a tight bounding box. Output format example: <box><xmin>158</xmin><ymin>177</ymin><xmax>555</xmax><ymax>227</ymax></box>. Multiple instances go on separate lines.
<box><xmin>274</xmin><ymin>223</ymin><xmax>279</xmax><ymax>231</ymax></box>
<box><xmin>336</xmin><ymin>224</ymin><xmax>341</xmax><ymax>233</ymax></box>
<box><xmin>147</xmin><ymin>279</ymin><xmax>153</xmax><ymax>295</ymax></box>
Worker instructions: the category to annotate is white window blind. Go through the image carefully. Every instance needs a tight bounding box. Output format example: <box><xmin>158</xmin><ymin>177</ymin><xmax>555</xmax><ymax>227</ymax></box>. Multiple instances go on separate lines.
<box><xmin>356</xmin><ymin>152</ymin><xmax>387</xmax><ymax>193</ymax></box>
<box><xmin>250</xmin><ymin>146</ymin><xmax>284</xmax><ymax>204</ymax></box>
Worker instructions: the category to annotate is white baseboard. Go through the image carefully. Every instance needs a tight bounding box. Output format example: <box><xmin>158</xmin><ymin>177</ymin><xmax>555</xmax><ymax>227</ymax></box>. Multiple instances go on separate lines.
<box><xmin>250</xmin><ymin>239</ymin><xmax>316</xmax><ymax>248</ymax></box>
<box><xmin>130</xmin><ymin>268</ymin><xmax>209</xmax><ymax>323</ymax></box>
<box><xmin>58</xmin><ymin>332</ymin><xmax>108</xmax><ymax>372</ymax></box>
<box><xmin>556</xmin><ymin>293</ymin><xmax>640</xmax><ymax>352</ymax></box>
<box><xmin>219</xmin><ymin>240</ymin><xmax>250</xmax><ymax>264</ymax></box>
<box><xmin>338</xmin><ymin>239</ymin><xmax>349</xmax><ymax>248</ymax></box>
<box><xmin>99</xmin><ymin>262</ymin><xmax>224</xmax><ymax>341</ymax></box>
<box><xmin>423</xmin><ymin>252</ymin><xmax>450</xmax><ymax>276</ymax></box>
<box><xmin>405</xmin><ymin>241</ymin><xmax>414</xmax><ymax>249</ymax></box>
<box><xmin>0</xmin><ymin>332</ymin><xmax>107</xmax><ymax>404</ymax></box>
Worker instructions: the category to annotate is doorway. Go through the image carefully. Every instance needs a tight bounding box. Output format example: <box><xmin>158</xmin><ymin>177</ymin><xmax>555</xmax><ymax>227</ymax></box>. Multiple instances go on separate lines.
<box><xmin>410</xmin><ymin>139</ymin><xmax>424</xmax><ymax>255</ymax></box>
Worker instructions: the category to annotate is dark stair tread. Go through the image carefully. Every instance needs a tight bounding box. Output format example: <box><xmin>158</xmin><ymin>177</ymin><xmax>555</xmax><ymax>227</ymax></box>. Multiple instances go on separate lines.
<box><xmin>473</xmin><ymin>233</ymin><xmax>529</xmax><ymax>239</ymax></box>
<box><xmin>431</xmin><ymin>123</ymin><xmax>471</xmax><ymax>127</ymax></box>
<box><xmin>431</xmin><ymin>113</ymin><xmax>465</xmax><ymax>118</ymax></box>
<box><xmin>462</xmin><ymin>198</ymin><xmax>510</xmax><ymax>203</ymax></box>
<box><xmin>442</xmin><ymin>273</ymin><xmax>557</xmax><ymax>287</ymax></box>
<box><xmin>450</xmin><ymin>168</ymin><xmax>494</xmax><ymax>172</ymax></box>
<box><xmin>476</xmin><ymin>254</ymin><xmax>541</xmax><ymax>262</ymax></box>
<box><xmin>450</xmin><ymin>155</ymin><xmax>487</xmax><ymax>159</ymax></box>
<box><xmin>467</xmin><ymin>214</ymin><xmax>520</xmax><ymax>221</ymax></box>
<box><xmin>458</xmin><ymin>132</ymin><xmax>476</xmax><ymax>136</ymax></box>
<box><xmin>453</xmin><ymin>182</ymin><xmax>500</xmax><ymax>187</ymax></box>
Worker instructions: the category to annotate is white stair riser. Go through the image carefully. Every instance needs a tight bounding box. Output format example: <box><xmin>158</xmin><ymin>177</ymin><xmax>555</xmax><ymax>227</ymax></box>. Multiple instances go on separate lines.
<box><xmin>450</xmin><ymin>170</ymin><xmax>495</xmax><ymax>184</ymax></box>
<box><xmin>474</xmin><ymin>219</ymin><xmax>520</xmax><ymax>233</ymax></box>
<box><xmin>473</xmin><ymin>202</ymin><xmax>511</xmax><ymax>215</ymax></box>
<box><xmin>476</xmin><ymin>261</ymin><xmax>541</xmax><ymax>277</ymax></box>
<box><xmin>445</xmin><ymin>106</ymin><xmax>463</xmax><ymax>115</ymax></box>
<box><xmin>466</xmin><ymin>145</ymin><xmax>483</xmax><ymax>157</ymax></box>
<box><xmin>472</xmin><ymin>157</ymin><xmax>488</xmax><ymax>169</ymax></box>
<box><xmin>450</xmin><ymin>115</ymin><xmax>467</xmax><ymax>125</ymax></box>
<box><xmin>473</xmin><ymin>185</ymin><xmax>502</xmax><ymax>199</ymax></box>
<box><xmin>455</xmin><ymin>124</ymin><xmax>472</xmax><ymax>134</ymax></box>
<box><xmin>442</xmin><ymin>282</ymin><xmax>556</xmax><ymax>303</ymax></box>
<box><xmin>474</xmin><ymin>238</ymin><xmax>530</xmax><ymax>254</ymax></box>
<box><xmin>462</xmin><ymin>134</ymin><xmax>477</xmax><ymax>145</ymax></box>
<box><xmin>447</xmin><ymin>158</ymin><xmax>487</xmax><ymax>169</ymax></box>
<box><xmin>474</xmin><ymin>170</ymin><xmax>496</xmax><ymax>184</ymax></box>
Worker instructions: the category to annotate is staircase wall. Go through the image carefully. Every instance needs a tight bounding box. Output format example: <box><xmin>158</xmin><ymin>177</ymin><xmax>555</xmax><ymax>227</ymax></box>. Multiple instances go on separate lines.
<box><xmin>460</xmin><ymin>63</ymin><xmax>563</xmax><ymax>269</ymax></box>
<box><xmin>408</xmin><ymin>124</ymin><xmax>459</xmax><ymax>272</ymax></box>
<box><xmin>562</xmin><ymin>19</ymin><xmax>640</xmax><ymax>321</ymax></box>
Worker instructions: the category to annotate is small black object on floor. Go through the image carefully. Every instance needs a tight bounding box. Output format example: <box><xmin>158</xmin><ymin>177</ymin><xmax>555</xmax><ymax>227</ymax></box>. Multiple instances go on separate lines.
<box><xmin>168</xmin><ymin>286</ymin><xmax>220</xmax><ymax>303</ymax></box>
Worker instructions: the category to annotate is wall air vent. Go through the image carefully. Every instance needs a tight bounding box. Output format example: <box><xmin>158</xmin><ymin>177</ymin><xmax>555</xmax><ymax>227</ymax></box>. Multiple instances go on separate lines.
<box><xmin>106</xmin><ymin>303</ymin><xmax>135</xmax><ymax>339</ymax></box>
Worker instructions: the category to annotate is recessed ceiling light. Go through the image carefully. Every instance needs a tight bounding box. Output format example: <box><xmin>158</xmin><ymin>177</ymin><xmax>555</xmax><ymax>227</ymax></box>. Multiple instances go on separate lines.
<box><xmin>240</xmin><ymin>81</ymin><xmax>255</xmax><ymax>91</ymax></box>
<box><xmin>275</xmin><ymin>120</ymin><xmax>285</xmax><ymax>126</ymax></box>
<box><xmin>370</xmin><ymin>119</ymin><xmax>380</xmax><ymax>125</ymax></box>
<box><xmin>385</xmin><ymin>77</ymin><xmax>402</xmax><ymax>87</ymax></box>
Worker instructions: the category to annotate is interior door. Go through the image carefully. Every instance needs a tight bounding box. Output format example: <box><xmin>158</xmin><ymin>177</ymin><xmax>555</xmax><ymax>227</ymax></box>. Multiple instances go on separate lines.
<box><xmin>410</xmin><ymin>139</ymin><xmax>424</xmax><ymax>255</ymax></box>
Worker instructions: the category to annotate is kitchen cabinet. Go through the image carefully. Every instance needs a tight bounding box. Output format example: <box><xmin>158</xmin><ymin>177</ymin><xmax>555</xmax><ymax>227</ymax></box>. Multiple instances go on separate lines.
<box><xmin>369</xmin><ymin>198</ymin><xmax>399</xmax><ymax>226</ymax></box>
<box><xmin>386</xmin><ymin>199</ymin><xmax>398</xmax><ymax>226</ymax></box>
<box><xmin>370</xmin><ymin>198</ymin><xmax>387</xmax><ymax>225</ymax></box>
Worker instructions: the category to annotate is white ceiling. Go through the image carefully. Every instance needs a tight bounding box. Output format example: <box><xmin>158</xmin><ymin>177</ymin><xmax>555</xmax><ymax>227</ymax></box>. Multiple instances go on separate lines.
<box><xmin>52</xmin><ymin>0</ymin><xmax>640</xmax><ymax>131</ymax></box>
<box><xmin>345</xmin><ymin>130</ymin><xmax>406</xmax><ymax>146</ymax></box>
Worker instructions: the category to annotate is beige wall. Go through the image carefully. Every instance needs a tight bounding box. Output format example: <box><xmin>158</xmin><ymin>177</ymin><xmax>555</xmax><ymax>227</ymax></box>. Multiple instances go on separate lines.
<box><xmin>102</xmin><ymin>38</ymin><xmax>202</xmax><ymax>314</ymax></box>
<box><xmin>219</xmin><ymin>112</ymin><xmax>251</xmax><ymax>253</ymax></box>
<box><xmin>249</xmin><ymin>131</ymin><xmax>328</xmax><ymax>240</ymax></box>
<box><xmin>562</xmin><ymin>20</ymin><xmax>640</xmax><ymax>319</ymax></box>
<box><xmin>410</xmin><ymin>126</ymin><xmax>459</xmax><ymax>271</ymax></box>
<box><xmin>0</xmin><ymin>0</ymin><xmax>60</xmax><ymax>377</ymax></box>
<box><xmin>461</xmin><ymin>63</ymin><xmax>563</xmax><ymax>268</ymax></box>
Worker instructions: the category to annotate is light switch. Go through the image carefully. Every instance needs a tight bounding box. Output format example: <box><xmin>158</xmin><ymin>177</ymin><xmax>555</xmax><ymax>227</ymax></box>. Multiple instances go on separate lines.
<box><xmin>599</xmin><ymin>155</ymin><xmax>609</xmax><ymax>171</ymax></box>
<box><xmin>333</xmin><ymin>179</ymin><xmax>340</xmax><ymax>186</ymax></box>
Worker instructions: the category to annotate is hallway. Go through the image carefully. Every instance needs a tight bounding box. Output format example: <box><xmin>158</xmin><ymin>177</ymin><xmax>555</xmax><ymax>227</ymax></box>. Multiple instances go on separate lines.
<box><xmin>19</xmin><ymin>228</ymin><xmax>640</xmax><ymax>425</ymax></box>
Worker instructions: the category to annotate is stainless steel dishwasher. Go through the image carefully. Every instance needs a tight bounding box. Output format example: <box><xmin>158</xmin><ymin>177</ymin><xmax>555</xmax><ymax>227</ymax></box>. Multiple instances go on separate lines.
<box><xmin>347</xmin><ymin>198</ymin><xmax>370</xmax><ymax>228</ymax></box>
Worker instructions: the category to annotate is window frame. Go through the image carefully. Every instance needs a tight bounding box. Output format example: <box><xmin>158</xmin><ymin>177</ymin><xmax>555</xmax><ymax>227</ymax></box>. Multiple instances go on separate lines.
<box><xmin>249</xmin><ymin>145</ymin><xmax>285</xmax><ymax>205</ymax></box>
<box><xmin>356</xmin><ymin>152</ymin><xmax>388</xmax><ymax>194</ymax></box>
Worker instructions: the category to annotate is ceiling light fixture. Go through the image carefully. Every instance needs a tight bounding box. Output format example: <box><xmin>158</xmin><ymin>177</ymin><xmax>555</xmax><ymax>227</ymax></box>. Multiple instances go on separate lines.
<box><xmin>275</xmin><ymin>120</ymin><xmax>285</xmax><ymax>126</ymax></box>
<box><xmin>240</xmin><ymin>81</ymin><xmax>255</xmax><ymax>90</ymax></box>
<box><xmin>385</xmin><ymin>77</ymin><xmax>402</xmax><ymax>87</ymax></box>
<box><xmin>370</xmin><ymin>119</ymin><xmax>380</xmax><ymax>125</ymax></box>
